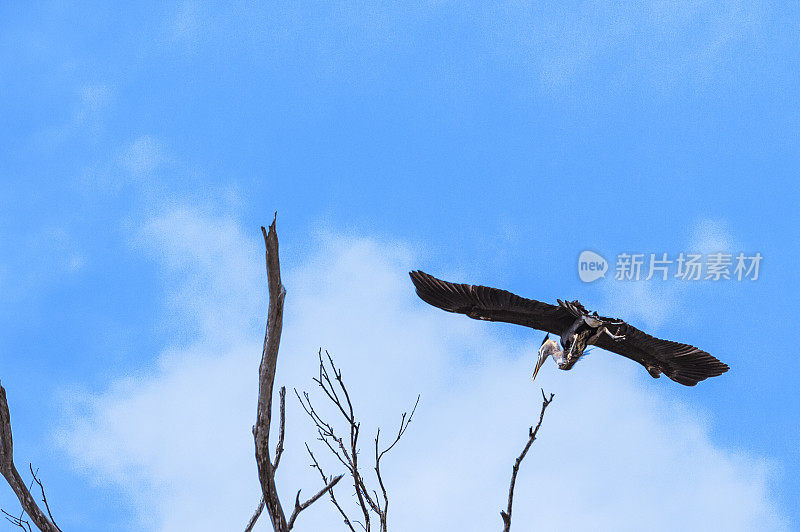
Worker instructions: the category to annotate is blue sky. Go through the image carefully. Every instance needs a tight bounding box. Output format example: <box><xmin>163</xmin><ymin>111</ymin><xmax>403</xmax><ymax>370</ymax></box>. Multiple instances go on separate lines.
<box><xmin>1</xmin><ymin>1</ymin><xmax>798</xmax><ymax>530</ymax></box>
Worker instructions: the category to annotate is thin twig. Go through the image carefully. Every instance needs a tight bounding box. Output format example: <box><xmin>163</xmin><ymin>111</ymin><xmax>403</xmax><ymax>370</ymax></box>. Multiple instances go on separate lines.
<box><xmin>306</xmin><ymin>444</ymin><xmax>356</xmax><ymax>532</ymax></box>
<box><xmin>333</xmin><ymin>352</ymin><xmax>379</xmax><ymax>524</ymax></box>
<box><xmin>297</xmin><ymin>351</ymin><xmax>378</xmax><ymax>525</ymax></box>
<box><xmin>2</xmin><ymin>509</ymin><xmax>32</xmax><ymax>532</ymax></box>
<box><xmin>248</xmin><ymin>384</ymin><xmax>286</xmax><ymax>531</ymax></box>
<box><xmin>501</xmin><ymin>389</ymin><xmax>554</xmax><ymax>532</ymax></box>
<box><xmin>299</xmin><ymin>352</ymin><xmax>419</xmax><ymax>532</ymax></box>
<box><xmin>273</xmin><ymin>387</ymin><xmax>286</xmax><ymax>471</ymax></box>
<box><xmin>243</xmin><ymin>498</ymin><xmax>265</xmax><ymax>532</ymax></box>
<box><xmin>286</xmin><ymin>474</ymin><xmax>344</xmax><ymax>530</ymax></box>
<box><xmin>328</xmin><ymin>352</ymin><xmax>375</xmax><ymax>525</ymax></box>
<box><xmin>374</xmin><ymin>395</ymin><xmax>419</xmax><ymax>531</ymax></box>
<box><xmin>295</xmin><ymin>389</ymin><xmax>353</xmax><ymax>471</ymax></box>
<box><xmin>29</xmin><ymin>465</ymin><xmax>61</xmax><ymax>531</ymax></box>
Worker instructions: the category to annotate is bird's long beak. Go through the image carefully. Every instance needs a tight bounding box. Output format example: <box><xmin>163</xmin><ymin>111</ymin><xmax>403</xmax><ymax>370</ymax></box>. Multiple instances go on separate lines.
<box><xmin>532</xmin><ymin>349</ymin><xmax>547</xmax><ymax>383</ymax></box>
<box><xmin>532</xmin><ymin>334</ymin><xmax>549</xmax><ymax>383</ymax></box>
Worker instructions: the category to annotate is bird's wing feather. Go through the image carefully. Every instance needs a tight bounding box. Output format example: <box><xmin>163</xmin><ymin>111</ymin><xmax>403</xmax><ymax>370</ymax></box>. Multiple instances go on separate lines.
<box><xmin>409</xmin><ymin>270</ymin><xmax>575</xmax><ymax>335</ymax></box>
<box><xmin>593</xmin><ymin>321</ymin><xmax>729</xmax><ymax>386</ymax></box>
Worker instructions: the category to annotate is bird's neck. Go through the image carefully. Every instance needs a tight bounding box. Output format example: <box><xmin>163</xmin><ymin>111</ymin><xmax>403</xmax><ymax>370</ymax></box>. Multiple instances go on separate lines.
<box><xmin>542</xmin><ymin>339</ymin><xmax>567</xmax><ymax>368</ymax></box>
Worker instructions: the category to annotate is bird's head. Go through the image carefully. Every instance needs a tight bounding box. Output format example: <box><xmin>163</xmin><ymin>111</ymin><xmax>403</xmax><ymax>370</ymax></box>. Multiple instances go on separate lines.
<box><xmin>533</xmin><ymin>334</ymin><xmax>562</xmax><ymax>383</ymax></box>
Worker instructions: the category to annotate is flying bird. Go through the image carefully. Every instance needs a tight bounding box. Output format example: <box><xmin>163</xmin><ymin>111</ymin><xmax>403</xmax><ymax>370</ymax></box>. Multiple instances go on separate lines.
<box><xmin>409</xmin><ymin>270</ymin><xmax>728</xmax><ymax>386</ymax></box>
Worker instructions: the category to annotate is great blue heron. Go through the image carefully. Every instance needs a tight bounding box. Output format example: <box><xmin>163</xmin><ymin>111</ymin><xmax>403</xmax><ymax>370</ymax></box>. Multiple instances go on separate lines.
<box><xmin>409</xmin><ymin>270</ymin><xmax>728</xmax><ymax>386</ymax></box>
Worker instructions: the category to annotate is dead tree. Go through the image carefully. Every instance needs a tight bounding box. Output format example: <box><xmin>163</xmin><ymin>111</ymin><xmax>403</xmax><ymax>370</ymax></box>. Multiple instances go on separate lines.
<box><xmin>500</xmin><ymin>390</ymin><xmax>554</xmax><ymax>532</ymax></box>
<box><xmin>248</xmin><ymin>216</ymin><xmax>343</xmax><ymax>531</ymax></box>
<box><xmin>296</xmin><ymin>350</ymin><xmax>419</xmax><ymax>532</ymax></box>
<box><xmin>0</xmin><ymin>214</ymin><xmax>554</xmax><ymax>531</ymax></box>
<box><xmin>0</xmin><ymin>383</ymin><xmax>61</xmax><ymax>532</ymax></box>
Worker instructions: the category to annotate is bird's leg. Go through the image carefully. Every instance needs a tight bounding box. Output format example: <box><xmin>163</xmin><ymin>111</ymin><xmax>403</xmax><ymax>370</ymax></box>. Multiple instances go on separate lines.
<box><xmin>603</xmin><ymin>326</ymin><xmax>625</xmax><ymax>341</ymax></box>
<box><xmin>588</xmin><ymin>326</ymin><xmax>625</xmax><ymax>344</ymax></box>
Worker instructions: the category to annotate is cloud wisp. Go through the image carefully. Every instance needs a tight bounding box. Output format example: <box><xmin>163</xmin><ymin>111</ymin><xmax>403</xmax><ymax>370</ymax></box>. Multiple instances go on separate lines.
<box><xmin>59</xmin><ymin>210</ymin><xmax>786</xmax><ymax>531</ymax></box>
<box><xmin>600</xmin><ymin>217</ymin><xmax>740</xmax><ymax>332</ymax></box>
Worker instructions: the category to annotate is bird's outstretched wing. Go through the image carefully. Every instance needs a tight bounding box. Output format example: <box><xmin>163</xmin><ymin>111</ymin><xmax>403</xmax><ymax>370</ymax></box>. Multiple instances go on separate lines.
<box><xmin>409</xmin><ymin>270</ymin><xmax>575</xmax><ymax>335</ymax></box>
<box><xmin>593</xmin><ymin>321</ymin><xmax>729</xmax><ymax>386</ymax></box>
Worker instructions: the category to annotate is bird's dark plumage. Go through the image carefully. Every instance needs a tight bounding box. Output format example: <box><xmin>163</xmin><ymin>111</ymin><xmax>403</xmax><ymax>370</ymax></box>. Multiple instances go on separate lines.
<box><xmin>409</xmin><ymin>270</ymin><xmax>729</xmax><ymax>386</ymax></box>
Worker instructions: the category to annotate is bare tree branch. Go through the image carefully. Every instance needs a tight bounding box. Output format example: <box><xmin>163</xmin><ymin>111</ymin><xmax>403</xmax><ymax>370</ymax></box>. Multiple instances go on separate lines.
<box><xmin>286</xmin><ymin>474</ymin><xmax>344</xmax><ymax>530</ymax></box>
<box><xmin>298</xmin><ymin>351</ymin><xmax>418</xmax><ymax>532</ymax></box>
<box><xmin>306</xmin><ymin>444</ymin><xmax>356</xmax><ymax>532</ymax></box>
<box><xmin>324</xmin><ymin>351</ymin><xmax>379</xmax><ymax>522</ymax></box>
<box><xmin>273</xmin><ymin>387</ymin><xmax>286</xmax><ymax>472</ymax></box>
<box><xmin>243</xmin><ymin>498</ymin><xmax>265</xmax><ymax>532</ymax></box>
<box><xmin>500</xmin><ymin>389</ymin><xmax>554</xmax><ymax>532</ymax></box>
<box><xmin>374</xmin><ymin>395</ymin><xmax>419</xmax><ymax>530</ymax></box>
<box><xmin>297</xmin><ymin>352</ymin><xmax>373</xmax><ymax>527</ymax></box>
<box><xmin>0</xmin><ymin>382</ymin><xmax>61</xmax><ymax>532</ymax></box>
<box><xmin>2</xmin><ymin>508</ymin><xmax>32</xmax><ymax>532</ymax></box>
<box><xmin>250</xmin><ymin>215</ymin><xmax>338</xmax><ymax>532</ymax></box>
<box><xmin>28</xmin><ymin>466</ymin><xmax>60</xmax><ymax>531</ymax></box>
<box><xmin>247</xmin><ymin>384</ymin><xmax>287</xmax><ymax>532</ymax></box>
<box><xmin>252</xmin><ymin>215</ymin><xmax>288</xmax><ymax>531</ymax></box>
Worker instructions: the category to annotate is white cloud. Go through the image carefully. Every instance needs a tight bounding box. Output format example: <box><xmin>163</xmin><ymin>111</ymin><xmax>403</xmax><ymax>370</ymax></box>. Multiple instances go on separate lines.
<box><xmin>600</xmin><ymin>217</ymin><xmax>739</xmax><ymax>332</ymax></box>
<box><xmin>75</xmin><ymin>84</ymin><xmax>114</xmax><ymax>128</ymax></box>
<box><xmin>38</xmin><ymin>227</ymin><xmax>88</xmax><ymax>275</ymax></box>
<box><xmin>489</xmin><ymin>0</ymin><xmax>764</xmax><ymax>94</ymax></box>
<box><xmin>58</xmin><ymin>211</ymin><xmax>786</xmax><ymax>531</ymax></box>
<box><xmin>601</xmin><ymin>279</ymin><xmax>681</xmax><ymax>331</ymax></box>
<box><xmin>78</xmin><ymin>136</ymin><xmax>167</xmax><ymax>195</ymax></box>
<box><xmin>119</xmin><ymin>136</ymin><xmax>166</xmax><ymax>177</ymax></box>
<box><xmin>688</xmin><ymin>218</ymin><xmax>739</xmax><ymax>255</ymax></box>
<box><xmin>170</xmin><ymin>1</ymin><xmax>206</xmax><ymax>49</ymax></box>
<box><xmin>33</xmin><ymin>82</ymin><xmax>114</xmax><ymax>148</ymax></box>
